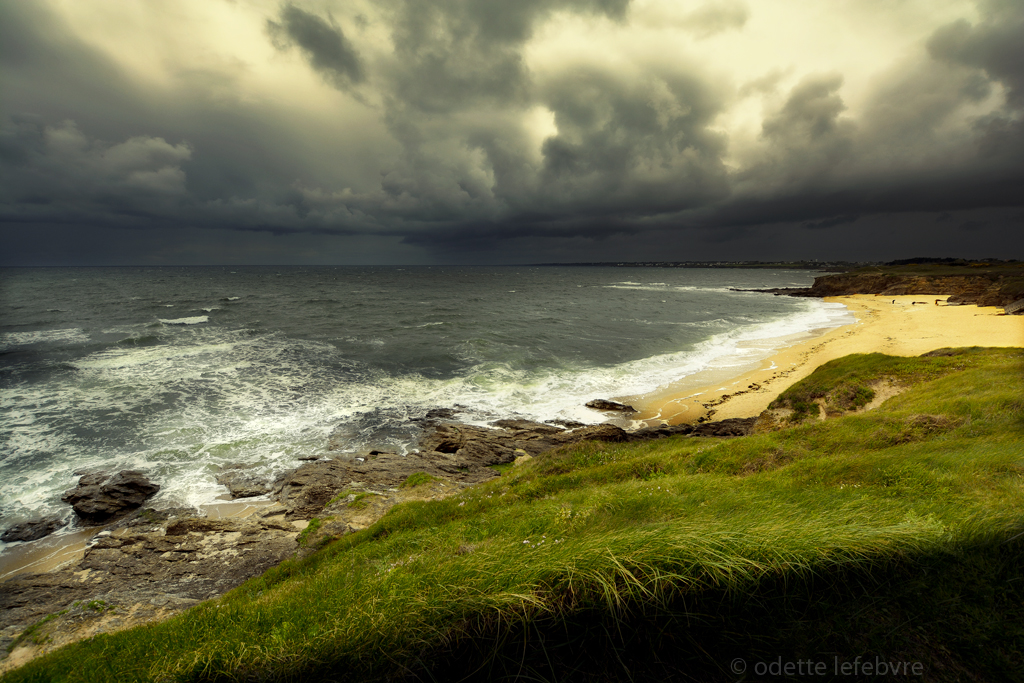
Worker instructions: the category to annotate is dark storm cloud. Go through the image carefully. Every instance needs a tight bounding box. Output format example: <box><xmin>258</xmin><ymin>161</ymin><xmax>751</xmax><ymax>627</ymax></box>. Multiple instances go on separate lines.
<box><xmin>0</xmin><ymin>1</ymin><xmax>386</xmax><ymax>245</ymax></box>
<box><xmin>267</xmin><ymin>4</ymin><xmax>364</xmax><ymax>87</ymax></box>
<box><xmin>711</xmin><ymin>0</ymin><xmax>1024</xmax><ymax>245</ymax></box>
<box><xmin>535</xmin><ymin>65</ymin><xmax>729</xmax><ymax>213</ymax></box>
<box><xmin>320</xmin><ymin>0</ymin><xmax>736</xmax><ymax>248</ymax></box>
<box><xmin>2</xmin><ymin>0</ymin><xmax>1024</xmax><ymax>265</ymax></box>
<box><xmin>762</xmin><ymin>75</ymin><xmax>849</xmax><ymax>144</ymax></box>
<box><xmin>927</xmin><ymin>0</ymin><xmax>1024</xmax><ymax>107</ymax></box>
<box><xmin>744</xmin><ymin>73</ymin><xmax>854</xmax><ymax>186</ymax></box>
<box><xmin>0</xmin><ymin>116</ymin><xmax>192</xmax><ymax>220</ymax></box>
<box><xmin>323</xmin><ymin>0</ymin><xmax>1021</xmax><ymax>255</ymax></box>
<box><xmin>381</xmin><ymin>0</ymin><xmax>628</xmax><ymax>112</ymax></box>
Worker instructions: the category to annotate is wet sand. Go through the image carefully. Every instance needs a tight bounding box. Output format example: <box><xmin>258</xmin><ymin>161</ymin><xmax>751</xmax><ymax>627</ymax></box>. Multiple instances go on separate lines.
<box><xmin>623</xmin><ymin>295</ymin><xmax>1024</xmax><ymax>425</ymax></box>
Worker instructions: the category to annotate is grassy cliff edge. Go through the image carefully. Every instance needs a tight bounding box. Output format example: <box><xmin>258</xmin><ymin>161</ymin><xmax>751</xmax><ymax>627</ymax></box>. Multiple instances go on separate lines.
<box><xmin>6</xmin><ymin>348</ymin><xmax>1024</xmax><ymax>682</ymax></box>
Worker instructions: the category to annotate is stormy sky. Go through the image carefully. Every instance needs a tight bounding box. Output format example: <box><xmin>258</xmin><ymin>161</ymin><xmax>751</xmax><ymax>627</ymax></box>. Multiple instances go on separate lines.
<box><xmin>1</xmin><ymin>0</ymin><xmax>1022</xmax><ymax>265</ymax></box>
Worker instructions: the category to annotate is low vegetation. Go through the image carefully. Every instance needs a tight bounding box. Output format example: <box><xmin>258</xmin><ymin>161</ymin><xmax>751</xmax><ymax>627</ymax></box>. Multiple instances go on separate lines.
<box><xmin>768</xmin><ymin>350</ymin><xmax>970</xmax><ymax>421</ymax></box>
<box><xmin>294</xmin><ymin>517</ymin><xmax>324</xmax><ymax>548</ymax></box>
<box><xmin>6</xmin><ymin>348</ymin><xmax>1023</xmax><ymax>682</ymax></box>
<box><xmin>399</xmin><ymin>471</ymin><xmax>440</xmax><ymax>488</ymax></box>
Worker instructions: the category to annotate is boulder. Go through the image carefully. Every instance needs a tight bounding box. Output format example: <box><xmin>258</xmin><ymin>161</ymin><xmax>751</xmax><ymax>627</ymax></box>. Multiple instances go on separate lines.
<box><xmin>216</xmin><ymin>464</ymin><xmax>271</xmax><ymax>499</ymax></box>
<box><xmin>691</xmin><ymin>417</ymin><xmax>757</xmax><ymax>437</ymax></box>
<box><xmin>61</xmin><ymin>470</ymin><xmax>160</xmax><ymax>524</ymax></box>
<box><xmin>551</xmin><ymin>423</ymin><xmax>629</xmax><ymax>445</ymax></box>
<box><xmin>1</xmin><ymin>517</ymin><xmax>66</xmax><ymax>543</ymax></box>
<box><xmin>453</xmin><ymin>439</ymin><xmax>518</xmax><ymax>467</ymax></box>
<box><xmin>585</xmin><ymin>399</ymin><xmax>636</xmax><ymax>412</ymax></box>
<box><xmin>629</xmin><ymin>424</ymin><xmax>696</xmax><ymax>440</ymax></box>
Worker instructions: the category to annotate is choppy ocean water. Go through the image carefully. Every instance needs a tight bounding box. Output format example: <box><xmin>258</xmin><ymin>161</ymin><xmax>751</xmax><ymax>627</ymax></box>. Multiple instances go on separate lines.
<box><xmin>0</xmin><ymin>266</ymin><xmax>853</xmax><ymax>547</ymax></box>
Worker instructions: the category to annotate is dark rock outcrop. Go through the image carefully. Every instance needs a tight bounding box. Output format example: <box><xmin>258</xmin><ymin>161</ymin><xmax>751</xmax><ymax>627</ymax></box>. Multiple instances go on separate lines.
<box><xmin>1</xmin><ymin>517</ymin><xmax>66</xmax><ymax>543</ymax></box>
<box><xmin>692</xmin><ymin>417</ymin><xmax>758</xmax><ymax>437</ymax></box>
<box><xmin>585</xmin><ymin>399</ymin><xmax>637</xmax><ymax>412</ymax></box>
<box><xmin>274</xmin><ymin>421</ymin><xmax>632</xmax><ymax>519</ymax></box>
<box><xmin>420</xmin><ymin>421</ymin><xmax>628</xmax><ymax>459</ymax></box>
<box><xmin>628</xmin><ymin>417</ymin><xmax>757</xmax><ymax>440</ymax></box>
<box><xmin>61</xmin><ymin>471</ymin><xmax>160</xmax><ymax>524</ymax></box>
<box><xmin>216</xmin><ymin>464</ymin><xmax>271</xmax><ymax>499</ymax></box>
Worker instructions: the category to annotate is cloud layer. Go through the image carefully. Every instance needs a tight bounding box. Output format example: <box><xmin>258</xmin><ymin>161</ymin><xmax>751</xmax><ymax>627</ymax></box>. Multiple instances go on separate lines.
<box><xmin>1</xmin><ymin>0</ymin><xmax>1021</xmax><ymax>264</ymax></box>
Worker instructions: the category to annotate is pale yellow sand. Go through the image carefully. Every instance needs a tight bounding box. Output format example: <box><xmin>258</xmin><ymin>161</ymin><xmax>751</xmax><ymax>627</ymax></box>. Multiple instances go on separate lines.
<box><xmin>622</xmin><ymin>295</ymin><xmax>1024</xmax><ymax>425</ymax></box>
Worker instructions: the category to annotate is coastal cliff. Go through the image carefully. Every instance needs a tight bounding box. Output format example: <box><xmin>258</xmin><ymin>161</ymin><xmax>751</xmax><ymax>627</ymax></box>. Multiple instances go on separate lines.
<box><xmin>752</xmin><ymin>263</ymin><xmax>1024</xmax><ymax>308</ymax></box>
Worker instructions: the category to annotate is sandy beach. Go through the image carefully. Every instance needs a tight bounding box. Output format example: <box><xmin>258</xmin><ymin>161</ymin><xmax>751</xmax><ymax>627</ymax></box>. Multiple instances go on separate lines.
<box><xmin>624</xmin><ymin>295</ymin><xmax>1024</xmax><ymax>425</ymax></box>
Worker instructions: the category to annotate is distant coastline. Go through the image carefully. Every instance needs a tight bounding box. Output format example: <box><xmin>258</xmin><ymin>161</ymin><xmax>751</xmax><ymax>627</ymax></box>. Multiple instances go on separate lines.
<box><xmin>534</xmin><ymin>259</ymin><xmax>864</xmax><ymax>270</ymax></box>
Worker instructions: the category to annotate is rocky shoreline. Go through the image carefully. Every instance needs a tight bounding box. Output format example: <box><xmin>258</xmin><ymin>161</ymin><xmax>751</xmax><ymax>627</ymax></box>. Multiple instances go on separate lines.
<box><xmin>0</xmin><ymin>411</ymin><xmax>757</xmax><ymax>670</ymax></box>
<box><xmin>740</xmin><ymin>270</ymin><xmax>1024</xmax><ymax>309</ymax></box>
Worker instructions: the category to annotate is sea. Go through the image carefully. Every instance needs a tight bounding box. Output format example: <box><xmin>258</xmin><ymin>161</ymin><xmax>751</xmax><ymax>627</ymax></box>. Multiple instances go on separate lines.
<box><xmin>0</xmin><ymin>266</ymin><xmax>854</xmax><ymax>552</ymax></box>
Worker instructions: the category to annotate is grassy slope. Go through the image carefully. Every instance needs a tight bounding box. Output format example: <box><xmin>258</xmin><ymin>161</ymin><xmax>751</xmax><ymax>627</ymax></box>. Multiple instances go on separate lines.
<box><xmin>6</xmin><ymin>348</ymin><xmax>1024</xmax><ymax>682</ymax></box>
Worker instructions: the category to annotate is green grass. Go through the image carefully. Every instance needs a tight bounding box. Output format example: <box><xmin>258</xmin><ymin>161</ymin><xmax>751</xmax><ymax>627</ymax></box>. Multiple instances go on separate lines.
<box><xmin>6</xmin><ymin>612</ymin><xmax>67</xmax><ymax>652</ymax></box>
<box><xmin>295</xmin><ymin>517</ymin><xmax>325</xmax><ymax>548</ymax></box>
<box><xmin>768</xmin><ymin>349</ymin><xmax>972</xmax><ymax>421</ymax></box>
<box><xmin>399</xmin><ymin>471</ymin><xmax>440</xmax><ymax>488</ymax></box>
<box><xmin>6</xmin><ymin>348</ymin><xmax>1024</xmax><ymax>682</ymax></box>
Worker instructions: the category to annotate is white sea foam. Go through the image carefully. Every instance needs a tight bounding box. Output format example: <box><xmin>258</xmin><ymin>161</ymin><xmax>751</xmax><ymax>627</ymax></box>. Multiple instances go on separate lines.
<box><xmin>290</xmin><ymin>298</ymin><xmax>858</xmax><ymax>434</ymax></box>
<box><xmin>0</xmin><ymin>274</ymin><xmax>851</xmax><ymax>532</ymax></box>
<box><xmin>159</xmin><ymin>316</ymin><xmax>209</xmax><ymax>325</ymax></box>
<box><xmin>421</xmin><ymin>298</ymin><xmax>855</xmax><ymax>426</ymax></box>
<box><xmin>18</xmin><ymin>307</ymin><xmax>846</xmax><ymax>504</ymax></box>
<box><xmin>603</xmin><ymin>284</ymin><xmax>737</xmax><ymax>294</ymax></box>
<box><xmin>0</xmin><ymin>328</ymin><xmax>89</xmax><ymax>351</ymax></box>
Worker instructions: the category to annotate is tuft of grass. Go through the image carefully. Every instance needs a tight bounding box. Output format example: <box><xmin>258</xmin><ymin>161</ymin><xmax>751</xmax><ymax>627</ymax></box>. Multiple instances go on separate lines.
<box><xmin>345</xmin><ymin>493</ymin><xmax>372</xmax><ymax>510</ymax></box>
<box><xmin>400</xmin><ymin>471</ymin><xmax>440</xmax><ymax>488</ymax></box>
<box><xmin>325</xmin><ymin>489</ymin><xmax>358</xmax><ymax>507</ymax></box>
<box><xmin>325</xmin><ymin>489</ymin><xmax>375</xmax><ymax>510</ymax></box>
<box><xmin>5</xmin><ymin>348</ymin><xmax>1024</xmax><ymax>682</ymax></box>
<box><xmin>296</xmin><ymin>517</ymin><xmax>324</xmax><ymax>547</ymax></box>
<box><xmin>7</xmin><ymin>611</ymin><xmax>68</xmax><ymax>652</ymax></box>
<box><xmin>84</xmin><ymin>600</ymin><xmax>111</xmax><ymax>613</ymax></box>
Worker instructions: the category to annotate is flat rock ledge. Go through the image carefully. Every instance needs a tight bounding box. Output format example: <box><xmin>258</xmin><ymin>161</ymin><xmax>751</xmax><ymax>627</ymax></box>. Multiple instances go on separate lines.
<box><xmin>0</xmin><ymin>511</ymin><xmax>299</xmax><ymax>671</ymax></box>
<box><xmin>1</xmin><ymin>415</ymin><xmax>756</xmax><ymax>671</ymax></box>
